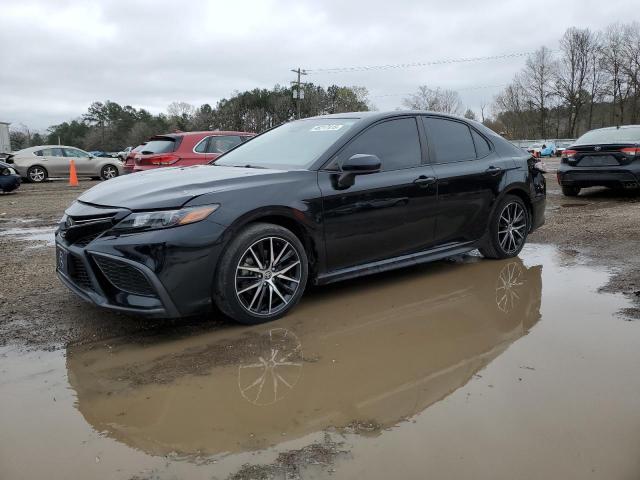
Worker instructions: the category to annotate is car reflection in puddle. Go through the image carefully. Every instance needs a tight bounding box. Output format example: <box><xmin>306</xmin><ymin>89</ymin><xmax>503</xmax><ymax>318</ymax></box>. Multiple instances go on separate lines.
<box><xmin>66</xmin><ymin>255</ymin><xmax>541</xmax><ymax>458</ymax></box>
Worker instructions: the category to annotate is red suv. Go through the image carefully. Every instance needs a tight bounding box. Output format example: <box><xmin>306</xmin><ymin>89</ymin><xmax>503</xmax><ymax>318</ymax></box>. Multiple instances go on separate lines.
<box><xmin>132</xmin><ymin>131</ymin><xmax>254</xmax><ymax>172</ymax></box>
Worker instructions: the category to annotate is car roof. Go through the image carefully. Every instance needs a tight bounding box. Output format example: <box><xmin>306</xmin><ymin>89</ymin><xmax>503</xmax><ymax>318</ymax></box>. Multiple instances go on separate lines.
<box><xmin>588</xmin><ymin>125</ymin><xmax>640</xmax><ymax>132</ymax></box>
<box><xmin>155</xmin><ymin>131</ymin><xmax>255</xmax><ymax>139</ymax></box>
<box><xmin>307</xmin><ymin>110</ymin><xmax>471</xmax><ymax>122</ymax></box>
<box><xmin>14</xmin><ymin>145</ymin><xmax>84</xmax><ymax>154</ymax></box>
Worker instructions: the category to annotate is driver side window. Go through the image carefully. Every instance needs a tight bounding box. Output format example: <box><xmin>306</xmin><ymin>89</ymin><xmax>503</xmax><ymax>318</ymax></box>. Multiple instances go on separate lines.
<box><xmin>333</xmin><ymin>118</ymin><xmax>421</xmax><ymax>171</ymax></box>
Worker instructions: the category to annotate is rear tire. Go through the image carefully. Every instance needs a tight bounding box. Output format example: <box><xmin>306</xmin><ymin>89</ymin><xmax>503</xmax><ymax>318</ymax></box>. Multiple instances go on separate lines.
<box><xmin>26</xmin><ymin>165</ymin><xmax>48</xmax><ymax>183</ymax></box>
<box><xmin>561</xmin><ymin>185</ymin><xmax>580</xmax><ymax>197</ymax></box>
<box><xmin>213</xmin><ymin>223</ymin><xmax>308</xmax><ymax>324</ymax></box>
<box><xmin>480</xmin><ymin>195</ymin><xmax>530</xmax><ymax>259</ymax></box>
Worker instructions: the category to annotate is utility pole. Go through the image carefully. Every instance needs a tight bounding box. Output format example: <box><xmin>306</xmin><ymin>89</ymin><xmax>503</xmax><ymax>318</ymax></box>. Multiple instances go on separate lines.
<box><xmin>290</xmin><ymin>68</ymin><xmax>307</xmax><ymax>119</ymax></box>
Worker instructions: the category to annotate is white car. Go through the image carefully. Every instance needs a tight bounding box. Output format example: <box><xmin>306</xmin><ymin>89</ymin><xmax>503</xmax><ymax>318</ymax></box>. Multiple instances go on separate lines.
<box><xmin>7</xmin><ymin>145</ymin><xmax>123</xmax><ymax>183</ymax></box>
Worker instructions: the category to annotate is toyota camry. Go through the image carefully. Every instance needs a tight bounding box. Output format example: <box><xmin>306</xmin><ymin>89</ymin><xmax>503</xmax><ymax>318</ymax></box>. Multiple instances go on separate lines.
<box><xmin>55</xmin><ymin>111</ymin><xmax>546</xmax><ymax>324</ymax></box>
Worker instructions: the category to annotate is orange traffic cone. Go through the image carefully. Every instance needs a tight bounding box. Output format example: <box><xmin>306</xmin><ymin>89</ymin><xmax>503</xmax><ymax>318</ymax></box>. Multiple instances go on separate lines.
<box><xmin>69</xmin><ymin>159</ymin><xmax>79</xmax><ymax>186</ymax></box>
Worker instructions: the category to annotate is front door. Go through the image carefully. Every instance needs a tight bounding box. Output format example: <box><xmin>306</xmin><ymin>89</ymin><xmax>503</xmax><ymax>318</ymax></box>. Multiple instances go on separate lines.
<box><xmin>63</xmin><ymin>148</ymin><xmax>93</xmax><ymax>175</ymax></box>
<box><xmin>319</xmin><ymin>117</ymin><xmax>438</xmax><ymax>272</ymax></box>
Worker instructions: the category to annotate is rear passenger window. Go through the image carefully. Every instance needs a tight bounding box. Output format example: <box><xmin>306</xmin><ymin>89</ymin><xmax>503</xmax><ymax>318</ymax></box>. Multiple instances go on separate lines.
<box><xmin>471</xmin><ymin>130</ymin><xmax>491</xmax><ymax>157</ymax></box>
<box><xmin>336</xmin><ymin>118</ymin><xmax>421</xmax><ymax>171</ymax></box>
<box><xmin>423</xmin><ymin>117</ymin><xmax>476</xmax><ymax>163</ymax></box>
<box><xmin>194</xmin><ymin>137</ymin><xmax>209</xmax><ymax>153</ymax></box>
<box><xmin>39</xmin><ymin>148</ymin><xmax>64</xmax><ymax>157</ymax></box>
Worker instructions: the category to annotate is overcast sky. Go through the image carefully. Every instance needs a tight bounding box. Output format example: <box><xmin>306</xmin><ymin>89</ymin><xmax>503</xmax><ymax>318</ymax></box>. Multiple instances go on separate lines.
<box><xmin>1</xmin><ymin>0</ymin><xmax>637</xmax><ymax>130</ymax></box>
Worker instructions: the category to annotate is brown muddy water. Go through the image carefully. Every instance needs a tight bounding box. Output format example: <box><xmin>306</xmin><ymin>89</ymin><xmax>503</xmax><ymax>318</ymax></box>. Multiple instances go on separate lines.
<box><xmin>1</xmin><ymin>244</ymin><xmax>640</xmax><ymax>479</ymax></box>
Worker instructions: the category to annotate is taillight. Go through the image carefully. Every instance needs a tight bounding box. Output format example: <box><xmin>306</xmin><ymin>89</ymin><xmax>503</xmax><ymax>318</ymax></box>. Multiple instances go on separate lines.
<box><xmin>562</xmin><ymin>149</ymin><xmax>577</xmax><ymax>159</ymax></box>
<box><xmin>139</xmin><ymin>154</ymin><xmax>180</xmax><ymax>166</ymax></box>
<box><xmin>620</xmin><ymin>147</ymin><xmax>639</xmax><ymax>156</ymax></box>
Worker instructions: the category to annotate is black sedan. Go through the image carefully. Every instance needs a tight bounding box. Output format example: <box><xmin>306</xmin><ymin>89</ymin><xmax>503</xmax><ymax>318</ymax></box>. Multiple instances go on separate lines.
<box><xmin>557</xmin><ymin>125</ymin><xmax>640</xmax><ymax>196</ymax></box>
<box><xmin>0</xmin><ymin>161</ymin><xmax>21</xmax><ymax>193</ymax></box>
<box><xmin>55</xmin><ymin>111</ymin><xmax>546</xmax><ymax>324</ymax></box>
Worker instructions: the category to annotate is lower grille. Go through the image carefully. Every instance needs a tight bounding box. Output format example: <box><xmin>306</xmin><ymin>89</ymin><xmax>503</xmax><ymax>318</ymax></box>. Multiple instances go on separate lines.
<box><xmin>69</xmin><ymin>255</ymin><xmax>93</xmax><ymax>291</ymax></box>
<box><xmin>93</xmin><ymin>256</ymin><xmax>156</xmax><ymax>297</ymax></box>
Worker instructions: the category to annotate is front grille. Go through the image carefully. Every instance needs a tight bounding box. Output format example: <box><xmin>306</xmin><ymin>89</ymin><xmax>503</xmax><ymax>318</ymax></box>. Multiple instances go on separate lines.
<box><xmin>62</xmin><ymin>215</ymin><xmax>115</xmax><ymax>245</ymax></box>
<box><xmin>69</xmin><ymin>255</ymin><xmax>93</xmax><ymax>291</ymax></box>
<box><xmin>93</xmin><ymin>256</ymin><xmax>156</xmax><ymax>297</ymax></box>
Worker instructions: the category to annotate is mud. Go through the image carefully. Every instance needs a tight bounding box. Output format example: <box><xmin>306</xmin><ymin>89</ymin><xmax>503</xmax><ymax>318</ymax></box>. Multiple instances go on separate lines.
<box><xmin>1</xmin><ymin>174</ymin><xmax>640</xmax><ymax>479</ymax></box>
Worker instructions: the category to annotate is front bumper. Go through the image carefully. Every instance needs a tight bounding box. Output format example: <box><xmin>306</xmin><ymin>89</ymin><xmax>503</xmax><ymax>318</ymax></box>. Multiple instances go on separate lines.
<box><xmin>557</xmin><ymin>163</ymin><xmax>640</xmax><ymax>189</ymax></box>
<box><xmin>55</xmin><ymin>218</ymin><xmax>229</xmax><ymax>318</ymax></box>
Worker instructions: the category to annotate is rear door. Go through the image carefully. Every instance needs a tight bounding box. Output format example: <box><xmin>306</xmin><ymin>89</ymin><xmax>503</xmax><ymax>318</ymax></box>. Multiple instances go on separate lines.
<box><xmin>37</xmin><ymin>147</ymin><xmax>66</xmax><ymax>176</ymax></box>
<box><xmin>319</xmin><ymin>116</ymin><xmax>438</xmax><ymax>271</ymax></box>
<box><xmin>422</xmin><ymin>116</ymin><xmax>514</xmax><ymax>245</ymax></box>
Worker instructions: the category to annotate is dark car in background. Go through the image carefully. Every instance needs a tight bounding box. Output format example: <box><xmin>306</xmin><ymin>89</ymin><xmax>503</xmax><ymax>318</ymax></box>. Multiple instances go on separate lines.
<box><xmin>131</xmin><ymin>131</ymin><xmax>255</xmax><ymax>172</ymax></box>
<box><xmin>557</xmin><ymin>125</ymin><xmax>640</xmax><ymax>196</ymax></box>
<box><xmin>0</xmin><ymin>160</ymin><xmax>21</xmax><ymax>193</ymax></box>
<box><xmin>55</xmin><ymin>111</ymin><xmax>545</xmax><ymax>325</ymax></box>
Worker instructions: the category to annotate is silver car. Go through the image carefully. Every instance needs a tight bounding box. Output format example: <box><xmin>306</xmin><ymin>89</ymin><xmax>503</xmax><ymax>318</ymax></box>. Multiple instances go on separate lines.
<box><xmin>8</xmin><ymin>145</ymin><xmax>123</xmax><ymax>183</ymax></box>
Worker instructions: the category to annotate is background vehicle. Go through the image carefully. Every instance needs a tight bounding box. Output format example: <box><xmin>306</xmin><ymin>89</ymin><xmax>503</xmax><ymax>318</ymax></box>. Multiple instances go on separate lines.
<box><xmin>123</xmin><ymin>143</ymin><xmax>146</xmax><ymax>174</ymax></box>
<box><xmin>132</xmin><ymin>131</ymin><xmax>254</xmax><ymax>172</ymax></box>
<box><xmin>7</xmin><ymin>145</ymin><xmax>123</xmax><ymax>182</ymax></box>
<box><xmin>0</xmin><ymin>160</ymin><xmax>21</xmax><ymax>193</ymax></box>
<box><xmin>55</xmin><ymin>112</ymin><xmax>546</xmax><ymax>325</ymax></box>
<box><xmin>557</xmin><ymin>125</ymin><xmax>640</xmax><ymax>196</ymax></box>
<box><xmin>117</xmin><ymin>146</ymin><xmax>133</xmax><ymax>161</ymax></box>
<box><xmin>554</xmin><ymin>141</ymin><xmax>573</xmax><ymax>156</ymax></box>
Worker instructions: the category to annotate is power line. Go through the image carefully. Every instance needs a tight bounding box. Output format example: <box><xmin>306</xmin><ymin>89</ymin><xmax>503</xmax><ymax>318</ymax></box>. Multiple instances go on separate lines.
<box><xmin>306</xmin><ymin>51</ymin><xmax>548</xmax><ymax>74</ymax></box>
<box><xmin>372</xmin><ymin>84</ymin><xmax>508</xmax><ymax>98</ymax></box>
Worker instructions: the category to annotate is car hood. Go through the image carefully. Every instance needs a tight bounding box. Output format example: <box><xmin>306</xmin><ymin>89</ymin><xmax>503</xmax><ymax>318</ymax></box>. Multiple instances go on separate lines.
<box><xmin>78</xmin><ymin>165</ymin><xmax>288</xmax><ymax>210</ymax></box>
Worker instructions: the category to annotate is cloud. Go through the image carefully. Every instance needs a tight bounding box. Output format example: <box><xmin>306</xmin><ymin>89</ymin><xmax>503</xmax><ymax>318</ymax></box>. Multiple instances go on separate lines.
<box><xmin>0</xmin><ymin>0</ymin><xmax>635</xmax><ymax>130</ymax></box>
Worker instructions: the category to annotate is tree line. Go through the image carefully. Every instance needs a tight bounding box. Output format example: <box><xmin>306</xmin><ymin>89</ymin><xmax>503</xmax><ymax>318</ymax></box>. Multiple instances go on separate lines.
<box><xmin>9</xmin><ymin>84</ymin><xmax>370</xmax><ymax>151</ymax></box>
<box><xmin>488</xmin><ymin>22</ymin><xmax>640</xmax><ymax>139</ymax></box>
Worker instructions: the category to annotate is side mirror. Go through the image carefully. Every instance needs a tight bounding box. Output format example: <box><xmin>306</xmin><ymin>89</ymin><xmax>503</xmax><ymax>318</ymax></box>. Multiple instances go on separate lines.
<box><xmin>337</xmin><ymin>154</ymin><xmax>381</xmax><ymax>188</ymax></box>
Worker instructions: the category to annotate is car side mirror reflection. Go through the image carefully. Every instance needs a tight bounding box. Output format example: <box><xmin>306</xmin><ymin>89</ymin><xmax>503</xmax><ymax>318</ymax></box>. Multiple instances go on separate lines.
<box><xmin>337</xmin><ymin>154</ymin><xmax>381</xmax><ymax>189</ymax></box>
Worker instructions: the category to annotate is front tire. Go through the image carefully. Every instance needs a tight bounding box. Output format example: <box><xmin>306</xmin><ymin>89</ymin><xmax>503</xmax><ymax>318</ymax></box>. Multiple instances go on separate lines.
<box><xmin>213</xmin><ymin>223</ymin><xmax>308</xmax><ymax>324</ymax></box>
<box><xmin>26</xmin><ymin>165</ymin><xmax>48</xmax><ymax>183</ymax></box>
<box><xmin>101</xmin><ymin>164</ymin><xmax>119</xmax><ymax>180</ymax></box>
<box><xmin>561</xmin><ymin>185</ymin><xmax>580</xmax><ymax>197</ymax></box>
<box><xmin>480</xmin><ymin>195</ymin><xmax>530</xmax><ymax>259</ymax></box>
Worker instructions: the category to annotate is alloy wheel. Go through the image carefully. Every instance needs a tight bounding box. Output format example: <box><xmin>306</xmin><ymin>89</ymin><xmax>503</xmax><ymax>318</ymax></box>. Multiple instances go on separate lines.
<box><xmin>498</xmin><ymin>202</ymin><xmax>527</xmax><ymax>254</ymax></box>
<box><xmin>235</xmin><ymin>236</ymin><xmax>302</xmax><ymax>316</ymax></box>
<box><xmin>29</xmin><ymin>167</ymin><xmax>45</xmax><ymax>182</ymax></box>
<box><xmin>102</xmin><ymin>166</ymin><xmax>118</xmax><ymax>179</ymax></box>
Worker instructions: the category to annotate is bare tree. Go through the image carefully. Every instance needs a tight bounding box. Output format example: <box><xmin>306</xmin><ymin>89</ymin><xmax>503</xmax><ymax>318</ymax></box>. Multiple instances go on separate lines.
<box><xmin>554</xmin><ymin>28</ymin><xmax>597</xmax><ymax>136</ymax></box>
<box><xmin>520</xmin><ymin>47</ymin><xmax>557</xmax><ymax>138</ymax></box>
<box><xmin>402</xmin><ymin>86</ymin><xmax>463</xmax><ymax>114</ymax></box>
<box><xmin>621</xmin><ymin>22</ymin><xmax>640</xmax><ymax>123</ymax></box>
<box><xmin>602</xmin><ymin>24</ymin><xmax>631</xmax><ymax>124</ymax></box>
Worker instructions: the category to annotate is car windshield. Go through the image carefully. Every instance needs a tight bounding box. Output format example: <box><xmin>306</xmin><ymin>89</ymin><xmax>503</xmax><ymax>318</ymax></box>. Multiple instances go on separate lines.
<box><xmin>214</xmin><ymin>118</ymin><xmax>359</xmax><ymax>170</ymax></box>
<box><xmin>575</xmin><ymin>127</ymin><xmax>640</xmax><ymax>145</ymax></box>
<box><xmin>140</xmin><ymin>138</ymin><xmax>176</xmax><ymax>154</ymax></box>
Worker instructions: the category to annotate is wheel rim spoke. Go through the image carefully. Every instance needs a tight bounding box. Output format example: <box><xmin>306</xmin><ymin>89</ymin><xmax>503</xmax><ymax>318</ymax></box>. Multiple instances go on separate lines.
<box><xmin>498</xmin><ymin>202</ymin><xmax>526</xmax><ymax>254</ymax></box>
<box><xmin>236</xmin><ymin>236</ymin><xmax>302</xmax><ymax>315</ymax></box>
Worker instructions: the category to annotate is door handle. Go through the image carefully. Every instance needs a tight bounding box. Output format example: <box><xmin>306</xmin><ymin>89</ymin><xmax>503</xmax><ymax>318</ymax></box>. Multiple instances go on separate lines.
<box><xmin>413</xmin><ymin>175</ymin><xmax>436</xmax><ymax>187</ymax></box>
<box><xmin>485</xmin><ymin>166</ymin><xmax>502</xmax><ymax>175</ymax></box>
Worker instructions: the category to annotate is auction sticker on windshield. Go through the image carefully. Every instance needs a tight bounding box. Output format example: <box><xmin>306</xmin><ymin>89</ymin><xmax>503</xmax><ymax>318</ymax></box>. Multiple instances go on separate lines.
<box><xmin>310</xmin><ymin>124</ymin><xmax>345</xmax><ymax>132</ymax></box>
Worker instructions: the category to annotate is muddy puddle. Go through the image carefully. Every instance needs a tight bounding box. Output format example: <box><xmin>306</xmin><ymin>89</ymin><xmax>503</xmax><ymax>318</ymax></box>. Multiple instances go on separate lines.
<box><xmin>0</xmin><ymin>225</ymin><xmax>56</xmax><ymax>247</ymax></box>
<box><xmin>1</xmin><ymin>244</ymin><xmax>640</xmax><ymax>479</ymax></box>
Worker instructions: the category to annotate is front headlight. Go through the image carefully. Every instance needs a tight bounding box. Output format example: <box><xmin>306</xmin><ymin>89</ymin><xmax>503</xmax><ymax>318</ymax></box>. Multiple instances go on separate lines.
<box><xmin>114</xmin><ymin>205</ymin><xmax>220</xmax><ymax>231</ymax></box>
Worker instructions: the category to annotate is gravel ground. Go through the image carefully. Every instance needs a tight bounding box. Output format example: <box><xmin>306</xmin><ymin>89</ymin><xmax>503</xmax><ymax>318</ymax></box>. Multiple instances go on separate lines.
<box><xmin>0</xmin><ymin>169</ymin><xmax>638</xmax><ymax>351</ymax></box>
